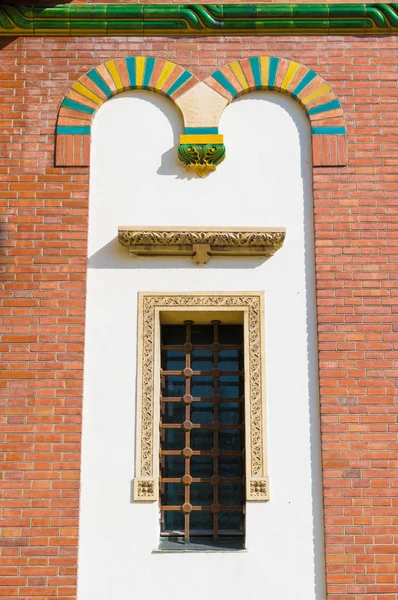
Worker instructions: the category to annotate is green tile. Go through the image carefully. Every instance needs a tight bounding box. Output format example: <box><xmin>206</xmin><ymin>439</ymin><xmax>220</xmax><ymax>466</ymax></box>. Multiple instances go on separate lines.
<box><xmin>182</xmin><ymin>4</ymin><xmax>222</xmax><ymax>31</ymax></box>
<box><xmin>69</xmin><ymin>5</ymin><xmax>107</xmax><ymax>35</ymax></box>
<box><xmin>144</xmin><ymin>21</ymin><xmax>181</xmax><ymax>32</ymax></box>
<box><xmin>144</xmin><ymin>6</ymin><xmax>181</xmax><ymax>19</ymax></box>
<box><xmin>202</xmin><ymin>5</ymin><xmax>223</xmax><ymax>21</ymax></box>
<box><xmin>69</xmin><ymin>7</ymin><xmax>107</xmax><ymax>21</ymax></box>
<box><xmin>223</xmin><ymin>5</ymin><xmax>257</xmax><ymax>19</ymax></box>
<box><xmin>293</xmin><ymin>19</ymin><xmax>329</xmax><ymax>33</ymax></box>
<box><xmin>1</xmin><ymin>2</ymin><xmax>397</xmax><ymax>38</ymax></box>
<box><xmin>255</xmin><ymin>5</ymin><xmax>293</xmax><ymax>19</ymax></box>
<box><xmin>33</xmin><ymin>6</ymin><xmax>70</xmax><ymax>35</ymax></box>
<box><xmin>144</xmin><ymin>6</ymin><xmax>181</xmax><ymax>33</ymax></box>
<box><xmin>106</xmin><ymin>4</ymin><xmax>143</xmax><ymax>36</ymax></box>
<box><xmin>328</xmin><ymin>19</ymin><xmax>367</xmax><ymax>32</ymax></box>
<box><xmin>365</xmin><ymin>5</ymin><xmax>390</xmax><ymax>32</ymax></box>
<box><xmin>293</xmin><ymin>5</ymin><xmax>329</xmax><ymax>20</ymax></box>
<box><xmin>0</xmin><ymin>5</ymin><xmax>33</xmax><ymax>33</ymax></box>
<box><xmin>254</xmin><ymin>19</ymin><xmax>294</xmax><ymax>33</ymax></box>
<box><xmin>329</xmin><ymin>4</ymin><xmax>367</xmax><ymax>19</ymax></box>
<box><xmin>222</xmin><ymin>19</ymin><xmax>257</xmax><ymax>31</ymax></box>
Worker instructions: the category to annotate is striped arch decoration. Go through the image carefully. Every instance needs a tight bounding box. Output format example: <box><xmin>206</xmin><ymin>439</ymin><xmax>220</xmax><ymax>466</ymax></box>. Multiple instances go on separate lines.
<box><xmin>55</xmin><ymin>55</ymin><xmax>346</xmax><ymax>170</ymax></box>
<box><xmin>205</xmin><ymin>57</ymin><xmax>347</xmax><ymax>167</ymax></box>
<box><xmin>55</xmin><ymin>57</ymin><xmax>198</xmax><ymax>166</ymax></box>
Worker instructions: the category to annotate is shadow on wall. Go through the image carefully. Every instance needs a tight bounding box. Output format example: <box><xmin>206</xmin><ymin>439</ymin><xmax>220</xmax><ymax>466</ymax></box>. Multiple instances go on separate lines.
<box><xmin>88</xmin><ymin>237</ymin><xmax>267</xmax><ymax>270</ymax></box>
<box><xmin>106</xmin><ymin>92</ymin><xmax>196</xmax><ymax>180</ymax></box>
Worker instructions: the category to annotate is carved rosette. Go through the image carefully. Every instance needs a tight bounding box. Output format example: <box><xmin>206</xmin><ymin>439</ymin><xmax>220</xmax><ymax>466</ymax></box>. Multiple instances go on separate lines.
<box><xmin>118</xmin><ymin>228</ymin><xmax>286</xmax><ymax>265</ymax></box>
<box><xmin>134</xmin><ymin>293</ymin><xmax>269</xmax><ymax>502</ymax></box>
<box><xmin>178</xmin><ymin>143</ymin><xmax>226</xmax><ymax>177</ymax></box>
<box><xmin>248</xmin><ymin>477</ymin><xmax>269</xmax><ymax>501</ymax></box>
<box><xmin>133</xmin><ymin>478</ymin><xmax>157</xmax><ymax>501</ymax></box>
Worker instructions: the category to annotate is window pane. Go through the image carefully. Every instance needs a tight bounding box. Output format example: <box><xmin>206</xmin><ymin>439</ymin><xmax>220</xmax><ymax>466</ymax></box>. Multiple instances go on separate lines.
<box><xmin>190</xmin><ymin>428</ymin><xmax>214</xmax><ymax>450</ymax></box>
<box><xmin>164</xmin><ymin>375</ymin><xmax>185</xmax><ymax>397</ymax></box>
<box><xmin>162</xmin><ymin>325</ymin><xmax>186</xmax><ymax>345</ymax></box>
<box><xmin>191</xmin><ymin>456</ymin><xmax>213</xmax><ymax>478</ymax></box>
<box><xmin>163</xmin><ymin>511</ymin><xmax>184</xmax><ymax>532</ymax></box>
<box><xmin>191</xmin><ymin>402</ymin><xmax>213</xmax><ymax>424</ymax></box>
<box><xmin>163</xmin><ymin>483</ymin><xmax>184</xmax><ymax>506</ymax></box>
<box><xmin>164</xmin><ymin>456</ymin><xmax>185</xmax><ymax>478</ymax></box>
<box><xmin>164</xmin><ymin>350</ymin><xmax>185</xmax><ymax>371</ymax></box>
<box><xmin>191</xmin><ymin>376</ymin><xmax>214</xmax><ymax>398</ymax></box>
<box><xmin>218</xmin><ymin>325</ymin><xmax>243</xmax><ymax>344</ymax></box>
<box><xmin>218</xmin><ymin>511</ymin><xmax>243</xmax><ymax>531</ymax></box>
<box><xmin>219</xmin><ymin>456</ymin><xmax>242</xmax><ymax>478</ymax></box>
<box><xmin>219</xmin><ymin>349</ymin><xmax>240</xmax><ymax>371</ymax></box>
<box><xmin>191</xmin><ymin>483</ymin><xmax>213</xmax><ymax>506</ymax></box>
<box><xmin>219</xmin><ymin>402</ymin><xmax>241</xmax><ymax>425</ymax></box>
<box><xmin>191</xmin><ymin>350</ymin><xmax>213</xmax><ymax>371</ymax></box>
<box><xmin>219</xmin><ymin>429</ymin><xmax>241</xmax><ymax>451</ymax></box>
<box><xmin>191</xmin><ymin>325</ymin><xmax>213</xmax><ymax>345</ymax></box>
<box><xmin>219</xmin><ymin>483</ymin><xmax>242</xmax><ymax>506</ymax></box>
<box><xmin>164</xmin><ymin>429</ymin><xmax>185</xmax><ymax>450</ymax></box>
<box><xmin>190</xmin><ymin>511</ymin><xmax>214</xmax><ymax>531</ymax></box>
<box><xmin>163</xmin><ymin>402</ymin><xmax>185</xmax><ymax>424</ymax></box>
<box><xmin>219</xmin><ymin>375</ymin><xmax>240</xmax><ymax>398</ymax></box>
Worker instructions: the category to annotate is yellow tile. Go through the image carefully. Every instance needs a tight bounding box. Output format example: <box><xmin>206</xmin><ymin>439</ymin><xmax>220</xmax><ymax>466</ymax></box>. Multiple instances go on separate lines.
<box><xmin>281</xmin><ymin>61</ymin><xmax>300</xmax><ymax>92</ymax></box>
<box><xmin>72</xmin><ymin>82</ymin><xmax>103</xmax><ymax>106</ymax></box>
<box><xmin>180</xmin><ymin>134</ymin><xmax>224</xmax><ymax>144</ymax></box>
<box><xmin>136</xmin><ymin>57</ymin><xmax>146</xmax><ymax>88</ymax></box>
<box><xmin>302</xmin><ymin>83</ymin><xmax>331</xmax><ymax>104</ymax></box>
<box><xmin>106</xmin><ymin>60</ymin><xmax>123</xmax><ymax>91</ymax></box>
<box><xmin>155</xmin><ymin>61</ymin><xmax>175</xmax><ymax>91</ymax></box>
<box><xmin>259</xmin><ymin>56</ymin><xmax>270</xmax><ymax>88</ymax></box>
<box><xmin>230</xmin><ymin>61</ymin><xmax>248</xmax><ymax>91</ymax></box>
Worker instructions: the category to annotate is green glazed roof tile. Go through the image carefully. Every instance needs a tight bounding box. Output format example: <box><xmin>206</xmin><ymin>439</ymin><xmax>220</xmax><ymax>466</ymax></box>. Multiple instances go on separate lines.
<box><xmin>293</xmin><ymin>4</ymin><xmax>329</xmax><ymax>19</ymax></box>
<box><xmin>0</xmin><ymin>5</ymin><xmax>33</xmax><ymax>33</ymax></box>
<box><xmin>1</xmin><ymin>4</ymin><xmax>398</xmax><ymax>37</ymax></box>
<box><xmin>106</xmin><ymin>4</ymin><xmax>143</xmax><ymax>36</ymax></box>
<box><xmin>69</xmin><ymin>5</ymin><xmax>107</xmax><ymax>35</ymax></box>
<box><xmin>33</xmin><ymin>5</ymin><xmax>70</xmax><ymax>35</ymax></box>
<box><xmin>255</xmin><ymin>5</ymin><xmax>293</xmax><ymax>19</ymax></box>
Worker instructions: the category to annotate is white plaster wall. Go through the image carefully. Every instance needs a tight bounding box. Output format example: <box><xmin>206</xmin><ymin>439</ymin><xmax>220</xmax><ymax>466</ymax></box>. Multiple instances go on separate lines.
<box><xmin>79</xmin><ymin>90</ymin><xmax>325</xmax><ymax>600</ymax></box>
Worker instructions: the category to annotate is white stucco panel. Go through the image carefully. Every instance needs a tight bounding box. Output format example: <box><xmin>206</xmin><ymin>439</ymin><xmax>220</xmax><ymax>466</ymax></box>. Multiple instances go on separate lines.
<box><xmin>80</xmin><ymin>89</ymin><xmax>325</xmax><ymax>600</ymax></box>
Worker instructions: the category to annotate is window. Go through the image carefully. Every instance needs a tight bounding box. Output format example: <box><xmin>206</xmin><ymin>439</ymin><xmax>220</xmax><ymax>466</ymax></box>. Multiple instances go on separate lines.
<box><xmin>133</xmin><ymin>293</ymin><xmax>269</xmax><ymax>529</ymax></box>
<box><xmin>160</xmin><ymin>320</ymin><xmax>245</xmax><ymax>544</ymax></box>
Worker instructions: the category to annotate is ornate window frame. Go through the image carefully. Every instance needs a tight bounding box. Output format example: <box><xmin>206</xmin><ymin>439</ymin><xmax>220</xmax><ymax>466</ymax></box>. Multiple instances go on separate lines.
<box><xmin>133</xmin><ymin>291</ymin><xmax>269</xmax><ymax>502</ymax></box>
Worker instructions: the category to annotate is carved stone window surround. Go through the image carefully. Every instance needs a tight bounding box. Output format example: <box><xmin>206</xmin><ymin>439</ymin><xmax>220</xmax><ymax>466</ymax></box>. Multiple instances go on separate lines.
<box><xmin>134</xmin><ymin>292</ymin><xmax>269</xmax><ymax>502</ymax></box>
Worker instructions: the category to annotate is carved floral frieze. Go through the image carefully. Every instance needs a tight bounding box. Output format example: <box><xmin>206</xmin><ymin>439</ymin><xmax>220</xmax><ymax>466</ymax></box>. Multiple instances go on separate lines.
<box><xmin>118</xmin><ymin>227</ymin><xmax>286</xmax><ymax>265</ymax></box>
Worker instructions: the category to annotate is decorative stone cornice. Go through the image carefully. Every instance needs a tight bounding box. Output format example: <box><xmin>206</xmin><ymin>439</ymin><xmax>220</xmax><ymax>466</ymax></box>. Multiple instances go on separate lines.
<box><xmin>118</xmin><ymin>227</ymin><xmax>286</xmax><ymax>265</ymax></box>
<box><xmin>1</xmin><ymin>4</ymin><xmax>398</xmax><ymax>37</ymax></box>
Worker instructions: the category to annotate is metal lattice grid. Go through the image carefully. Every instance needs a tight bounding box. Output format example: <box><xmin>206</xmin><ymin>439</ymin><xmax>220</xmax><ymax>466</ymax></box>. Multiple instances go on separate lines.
<box><xmin>160</xmin><ymin>320</ymin><xmax>245</xmax><ymax>542</ymax></box>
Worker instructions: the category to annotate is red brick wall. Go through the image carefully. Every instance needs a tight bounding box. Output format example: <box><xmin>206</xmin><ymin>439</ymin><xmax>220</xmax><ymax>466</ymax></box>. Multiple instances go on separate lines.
<box><xmin>1</xmin><ymin>34</ymin><xmax>397</xmax><ymax>599</ymax></box>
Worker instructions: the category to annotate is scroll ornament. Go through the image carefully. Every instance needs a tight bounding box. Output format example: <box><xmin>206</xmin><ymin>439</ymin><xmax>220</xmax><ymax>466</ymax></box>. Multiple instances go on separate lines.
<box><xmin>178</xmin><ymin>143</ymin><xmax>226</xmax><ymax>177</ymax></box>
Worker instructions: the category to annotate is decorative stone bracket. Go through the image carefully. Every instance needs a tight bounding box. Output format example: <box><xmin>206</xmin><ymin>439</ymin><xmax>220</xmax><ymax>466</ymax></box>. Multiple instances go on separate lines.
<box><xmin>118</xmin><ymin>227</ymin><xmax>286</xmax><ymax>265</ymax></box>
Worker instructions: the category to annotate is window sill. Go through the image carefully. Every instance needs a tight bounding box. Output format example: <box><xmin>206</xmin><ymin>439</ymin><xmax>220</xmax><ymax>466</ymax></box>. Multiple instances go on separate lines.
<box><xmin>153</xmin><ymin>537</ymin><xmax>247</xmax><ymax>554</ymax></box>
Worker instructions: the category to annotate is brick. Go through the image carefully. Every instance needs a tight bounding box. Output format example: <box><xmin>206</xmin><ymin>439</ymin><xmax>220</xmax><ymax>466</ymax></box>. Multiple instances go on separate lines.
<box><xmin>1</xmin><ymin>29</ymin><xmax>397</xmax><ymax>600</ymax></box>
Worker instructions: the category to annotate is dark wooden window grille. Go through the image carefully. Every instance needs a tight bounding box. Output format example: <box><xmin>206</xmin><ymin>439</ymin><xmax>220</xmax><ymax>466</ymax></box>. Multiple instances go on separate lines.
<box><xmin>160</xmin><ymin>320</ymin><xmax>245</xmax><ymax>543</ymax></box>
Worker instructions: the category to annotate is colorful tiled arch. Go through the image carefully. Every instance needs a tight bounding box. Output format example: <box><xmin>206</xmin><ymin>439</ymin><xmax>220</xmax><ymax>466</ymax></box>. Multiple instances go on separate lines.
<box><xmin>55</xmin><ymin>55</ymin><xmax>346</xmax><ymax>168</ymax></box>
<box><xmin>205</xmin><ymin>57</ymin><xmax>347</xmax><ymax>166</ymax></box>
<box><xmin>55</xmin><ymin>57</ymin><xmax>198</xmax><ymax>166</ymax></box>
